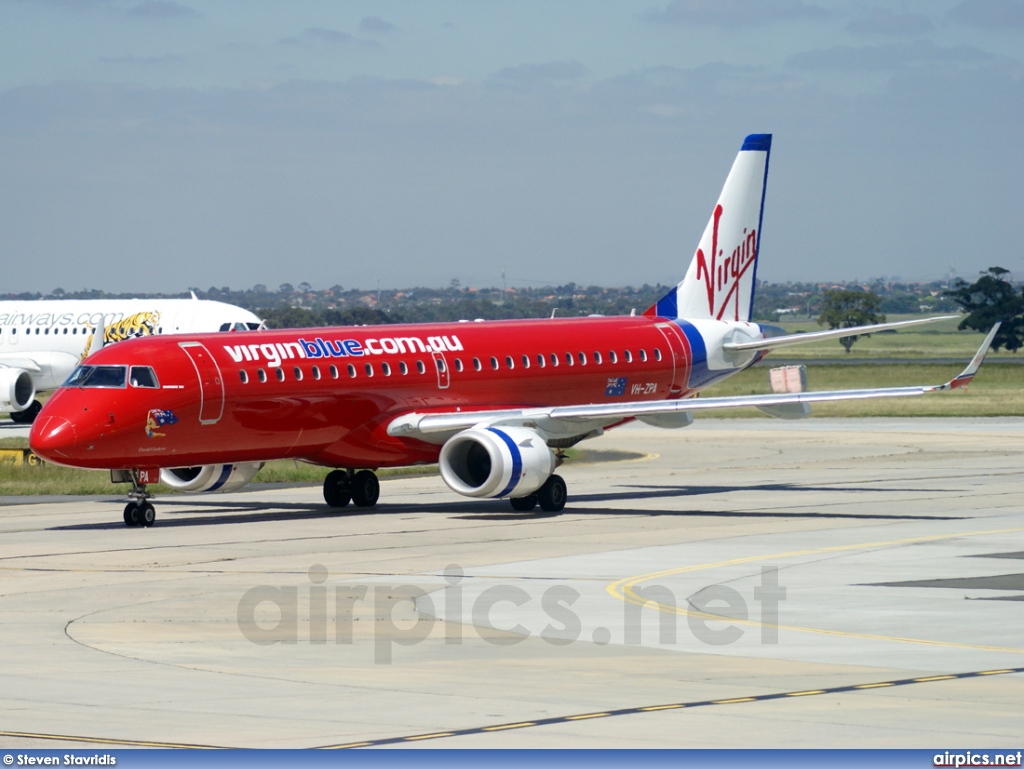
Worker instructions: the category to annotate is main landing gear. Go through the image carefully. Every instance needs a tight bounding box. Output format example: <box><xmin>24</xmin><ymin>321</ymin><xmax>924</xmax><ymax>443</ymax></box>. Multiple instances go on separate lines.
<box><xmin>508</xmin><ymin>474</ymin><xmax>567</xmax><ymax>513</ymax></box>
<box><xmin>123</xmin><ymin>472</ymin><xmax>156</xmax><ymax>528</ymax></box>
<box><xmin>323</xmin><ymin>469</ymin><xmax>380</xmax><ymax>509</ymax></box>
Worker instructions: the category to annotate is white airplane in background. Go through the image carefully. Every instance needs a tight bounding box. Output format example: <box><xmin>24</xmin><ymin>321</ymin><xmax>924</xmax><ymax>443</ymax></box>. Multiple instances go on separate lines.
<box><xmin>0</xmin><ymin>294</ymin><xmax>263</xmax><ymax>423</ymax></box>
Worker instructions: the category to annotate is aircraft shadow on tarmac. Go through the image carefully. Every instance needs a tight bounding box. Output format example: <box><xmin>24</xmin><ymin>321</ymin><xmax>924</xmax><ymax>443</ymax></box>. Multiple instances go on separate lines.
<box><xmin>48</xmin><ymin>481</ymin><xmax>962</xmax><ymax>531</ymax></box>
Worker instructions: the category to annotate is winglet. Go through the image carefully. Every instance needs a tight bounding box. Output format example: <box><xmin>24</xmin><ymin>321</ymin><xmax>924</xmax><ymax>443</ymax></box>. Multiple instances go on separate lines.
<box><xmin>932</xmin><ymin>322</ymin><xmax>1001</xmax><ymax>392</ymax></box>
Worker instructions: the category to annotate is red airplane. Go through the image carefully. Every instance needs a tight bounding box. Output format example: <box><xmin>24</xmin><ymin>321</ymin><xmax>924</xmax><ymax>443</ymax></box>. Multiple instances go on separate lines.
<box><xmin>29</xmin><ymin>134</ymin><xmax>998</xmax><ymax>527</ymax></box>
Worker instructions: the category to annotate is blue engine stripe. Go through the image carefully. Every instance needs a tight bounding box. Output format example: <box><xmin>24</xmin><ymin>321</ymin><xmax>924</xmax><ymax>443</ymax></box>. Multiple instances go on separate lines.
<box><xmin>486</xmin><ymin>428</ymin><xmax>523</xmax><ymax>498</ymax></box>
<box><xmin>208</xmin><ymin>464</ymin><xmax>234</xmax><ymax>492</ymax></box>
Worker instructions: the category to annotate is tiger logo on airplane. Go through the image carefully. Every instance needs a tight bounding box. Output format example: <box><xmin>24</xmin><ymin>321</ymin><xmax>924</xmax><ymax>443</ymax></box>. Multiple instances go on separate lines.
<box><xmin>81</xmin><ymin>311</ymin><xmax>161</xmax><ymax>361</ymax></box>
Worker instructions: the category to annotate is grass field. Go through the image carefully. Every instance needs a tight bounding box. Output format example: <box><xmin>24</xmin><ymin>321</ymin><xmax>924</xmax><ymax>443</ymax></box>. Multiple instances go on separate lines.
<box><xmin>769</xmin><ymin>316</ymin><xmax>1018</xmax><ymax>360</ymax></box>
<box><xmin>0</xmin><ymin>455</ymin><xmax>440</xmax><ymax>497</ymax></box>
<box><xmin>714</xmin><ymin>362</ymin><xmax>1022</xmax><ymax>417</ymax></box>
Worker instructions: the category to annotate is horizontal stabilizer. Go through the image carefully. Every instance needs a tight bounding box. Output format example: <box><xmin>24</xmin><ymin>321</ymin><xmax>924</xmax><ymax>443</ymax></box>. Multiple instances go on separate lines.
<box><xmin>724</xmin><ymin>315</ymin><xmax>959</xmax><ymax>353</ymax></box>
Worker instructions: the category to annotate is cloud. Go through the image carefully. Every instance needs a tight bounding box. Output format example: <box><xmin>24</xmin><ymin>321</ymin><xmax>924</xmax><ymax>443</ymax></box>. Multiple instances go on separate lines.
<box><xmin>99</xmin><ymin>53</ymin><xmax>183</xmax><ymax>66</ymax></box>
<box><xmin>279</xmin><ymin>27</ymin><xmax>379</xmax><ymax>49</ymax></box>
<box><xmin>639</xmin><ymin>0</ymin><xmax>829</xmax><ymax>27</ymax></box>
<box><xmin>359</xmin><ymin>15</ymin><xmax>396</xmax><ymax>35</ymax></box>
<box><xmin>788</xmin><ymin>40</ymin><xmax>994</xmax><ymax>71</ymax></box>
<box><xmin>125</xmin><ymin>1</ymin><xmax>200</xmax><ymax>19</ymax></box>
<box><xmin>487</xmin><ymin>61</ymin><xmax>588</xmax><ymax>90</ymax></box>
<box><xmin>947</xmin><ymin>0</ymin><xmax>1024</xmax><ymax>29</ymax></box>
<box><xmin>846</xmin><ymin>8</ymin><xmax>934</xmax><ymax>35</ymax></box>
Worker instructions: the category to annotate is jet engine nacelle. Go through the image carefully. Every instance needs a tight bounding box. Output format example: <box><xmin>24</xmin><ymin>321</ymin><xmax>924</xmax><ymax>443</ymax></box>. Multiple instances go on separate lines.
<box><xmin>0</xmin><ymin>368</ymin><xmax>35</xmax><ymax>413</ymax></box>
<box><xmin>160</xmin><ymin>462</ymin><xmax>264</xmax><ymax>493</ymax></box>
<box><xmin>439</xmin><ymin>426</ymin><xmax>556</xmax><ymax>499</ymax></box>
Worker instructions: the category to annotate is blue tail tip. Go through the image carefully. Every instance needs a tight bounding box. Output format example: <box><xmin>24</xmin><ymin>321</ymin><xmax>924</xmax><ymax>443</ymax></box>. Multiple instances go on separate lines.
<box><xmin>741</xmin><ymin>133</ymin><xmax>772</xmax><ymax>152</ymax></box>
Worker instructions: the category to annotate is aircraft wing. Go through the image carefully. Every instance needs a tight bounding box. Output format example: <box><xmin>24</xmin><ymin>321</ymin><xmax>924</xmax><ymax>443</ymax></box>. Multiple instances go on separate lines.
<box><xmin>388</xmin><ymin>323</ymin><xmax>999</xmax><ymax>443</ymax></box>
<box><xmin>0</xmin><ymin>355</ymin><xmax>42</xmax><ymax>372</ymax></box>
<box><xmin>724</xmin><ymin>315</ymin><xmax>959</xmax><ymax>354</ymax></box>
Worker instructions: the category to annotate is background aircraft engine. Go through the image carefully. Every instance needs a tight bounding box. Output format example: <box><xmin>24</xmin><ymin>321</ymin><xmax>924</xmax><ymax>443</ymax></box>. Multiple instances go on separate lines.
<box><xmin>0</xmin><ymin>368</ymin><xmax>35</xmax><ymax>413</ymax></box>
<box><xmin>160</xmin><ymin>462</ymin><xmax>264</xmax><ymax>493</ymax></box>
<box><xmin>439</xmin><ymin>426</ymin><xmax>555</xmax><ymax>498</ymax></box>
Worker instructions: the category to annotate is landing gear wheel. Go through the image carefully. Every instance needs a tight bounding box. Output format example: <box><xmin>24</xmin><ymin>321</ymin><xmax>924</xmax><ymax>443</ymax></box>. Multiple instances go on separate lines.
<box><xmin>121</xmin><ymin>470</ymin><xmax>155</xmax><ymax>528</ymax></box>
<box><xmin>509</xmin><ymin>496</ymin><xmax>537</xmax><ymax>512</ymax></box>
<box><xmin>537</xmin><ymin>474</ymin><xmax>567</xmax><ymax>513</ymax></box>
<box><xmin>323</xmin><ymin>469</ymin><xmax>352</xmax><ymax>508</ymax></box>
<box><xmin>10</xmin><ymin>401</ymin><xmax>41</xmax><ymax>424</ymax></box>
<box><xmin>123</xmin><ymin>502</ymin><xmax>140</xmax><ymax>527</ymax></box>
<box><xmin>351</xmin><ymin>470</ymin><xmax>380</xmax><ymax>507</ymax></box>
<box><xmin>139</xmin><ymin>502</ymin><xmax>156</xmax><ymax>527</ymax></box>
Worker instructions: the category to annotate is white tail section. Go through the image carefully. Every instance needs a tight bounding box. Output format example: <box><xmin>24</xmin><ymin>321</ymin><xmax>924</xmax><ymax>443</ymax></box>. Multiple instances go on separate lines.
<box><xmin>646</xmin><ymin>134</ymin><xmax>771</xmax><ymax>322</ymax></box>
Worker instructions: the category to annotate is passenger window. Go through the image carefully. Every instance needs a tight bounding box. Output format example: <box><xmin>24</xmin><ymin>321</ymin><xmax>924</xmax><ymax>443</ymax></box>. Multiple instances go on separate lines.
<box><xmin>276</xmin><ymin>368</ymin><xmax>285</xmax><ymax>382</ymax></box>
<box><xmin>312</xmin><ymin>366</ymin><xmax>321</xmax><ymax>380</ymax></box>
<box><xmin>654</xmin><ymin>348</ymin><xmax>663</xmax><ymax>361</ymax></box>
<box><xmin>454</xmin><ymin>359</ymin><xmax>463</xmax><ymax>372</ymax></box>
<box><xmin>240</xmin><ymin>370</ymin><xmax>249</xmax><ymax>384</ymax></box>
<box><xmin>521</xmin><ymin>355</ymin><xmax>530</xmax><ymax>369</ymax></box>
<box><xmin>550</xmin><ymin>353</ymin><xmax>559</xmax><ymax>367</ymax></box>
<box><xmin>399</xmin><ymin>361</ymin><xmax>409</xmax><ymax>375</ymax></box>
<box><xmin>330</xmin><ymin>365</ymin><xmax>339</xmax><ymax>379</ymax></box>
<box><xmin>565</xmin><ymin>352</ymin><xmax>574</xmax><ymax>366</ymax></box>
<box><xmin>364</xmin><ymin>363</ymin><xmax>374</xmax><ymax>377</ymax></box>
<box><xmin>436</xmin><ymin>358</ymin><xmax>446</xmax><ymax>373</ymax></box>
<box><xmin>640</xmin><ymin>349</ymin><xmax>648</xmax><ymax>362</ymax></box>
<box><xmin>609</xmin><ymin>351</ymin><xmax>618</xmax><ymax>364</ymax></box>
<box><xmin>382</xmin><ymin>362</ymin><xmax>392</xmax><ymax>376</ymax></box>
<box><xmin>417</xmin><ymin>360</ymin><xmax>426</xmax><ymax>374</ymax></box>
<box><xmin>536</xmin><ymin>354</ymin><xmax>546</xmax><ymax>368</ymax></box>
<box><xmin>293</xmin><ymin>366</ymin><xmax>303</xmax><ymax>381</ymax></box>
<box><xmin>258</xmin><ymin>369</ymin><xmax>267</xmax><ymax>383</ymax></box>
<box><xmin>490</xmin><ymin>356</ymin><xmax>499</xmax><ymax>370</ymax></box>
<box><xmin>578</xmin><ymin>352</ymin><xmax>587</xmax><ymax>365</ymax></box>
<box><xmin>594</xmin><ymin>352</ymin><xmax>602</xmax><ymax>364</ymax></box>
<box><xmin>625</xmin><ymin>350</ymin><xmax>633</xmax><ymax>363</ymax></box>
<box><xmin>348</xmin><ymin>364</ymin><xmax>356</xmax><ymax>378</ymax></box>
<box><xmin>473</xmin><ymin>357</ymin><xmax>482</xmax><ymax>371</ymax></box>
<box><xmin>505</xmin><ymin>356</ymin><xmax>514</xmax><ymax>370</ymax></box>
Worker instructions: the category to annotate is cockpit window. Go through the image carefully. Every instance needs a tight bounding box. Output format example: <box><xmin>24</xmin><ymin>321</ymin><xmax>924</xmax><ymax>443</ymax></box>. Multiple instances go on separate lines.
<box><xmin>63</xmin><ymin>365</ymin><xmax>128</xmax><ymax>389</ymax></box>
<box><xmin>129</xmin><ymin>366</ymin><xmax>159</xmax><ymax>388</ymax></box>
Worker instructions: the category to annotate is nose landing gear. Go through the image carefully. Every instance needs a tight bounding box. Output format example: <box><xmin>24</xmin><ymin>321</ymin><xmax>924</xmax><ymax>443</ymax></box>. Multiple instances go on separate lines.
<box><xmin>122</xmin><ymin>470</ymin><xmax>157</xmax><ymax>527</ymax></box>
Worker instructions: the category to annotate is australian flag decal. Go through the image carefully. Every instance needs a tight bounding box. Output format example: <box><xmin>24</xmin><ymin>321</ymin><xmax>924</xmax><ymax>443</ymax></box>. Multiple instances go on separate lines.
<box><xmin>605</xmin><ymin>377</ymin><xmax>627</xmax><ymax>397</ymax></box>
<box><xmin>146</xmin><ymin>408</ymin><xmax>179</xmax><ymax>438</ymax></box>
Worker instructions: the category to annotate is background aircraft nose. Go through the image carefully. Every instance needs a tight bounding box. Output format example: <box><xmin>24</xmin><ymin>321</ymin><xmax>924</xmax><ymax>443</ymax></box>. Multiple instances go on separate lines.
<box><xmin>30</xmin><ymin>415</ymin><xmax>78</xmax><ymax>461</ymax></box>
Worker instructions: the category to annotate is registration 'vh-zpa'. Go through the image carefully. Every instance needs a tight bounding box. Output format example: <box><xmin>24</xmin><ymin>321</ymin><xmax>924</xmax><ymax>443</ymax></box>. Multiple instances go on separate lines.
<box><xmin>29</xmin><ymin>134</ymin><xmax>999</xmax><ymax>527</ymax></box>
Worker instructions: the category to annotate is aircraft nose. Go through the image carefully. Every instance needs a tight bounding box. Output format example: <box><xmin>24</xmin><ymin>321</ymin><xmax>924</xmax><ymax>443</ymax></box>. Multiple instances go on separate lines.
<box><xmin>30</xmin><ymin>415</ymin><xmax>78</xmax><ymax>462</ymax></box>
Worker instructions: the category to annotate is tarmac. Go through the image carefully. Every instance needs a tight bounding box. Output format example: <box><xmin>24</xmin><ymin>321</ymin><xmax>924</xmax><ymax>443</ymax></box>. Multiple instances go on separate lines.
<box><xmin>1</xmin><ymin>417</ymin><xmax>1023</xmax><ymax>749</ymax></box>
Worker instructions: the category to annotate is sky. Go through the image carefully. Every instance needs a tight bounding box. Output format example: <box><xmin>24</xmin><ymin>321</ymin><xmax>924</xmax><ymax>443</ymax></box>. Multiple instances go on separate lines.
<box><xmin>1</xmin><ymin>0</ymin><xmax>1022</xmax><ymax>294</ymax></box>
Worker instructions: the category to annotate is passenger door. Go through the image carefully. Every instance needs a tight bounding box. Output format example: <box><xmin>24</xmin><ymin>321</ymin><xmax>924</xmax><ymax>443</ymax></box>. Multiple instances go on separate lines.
<box><xmin>179</xmin><ymin>341</ymin><xmax>224</xmax><ymax>424</ymax></box>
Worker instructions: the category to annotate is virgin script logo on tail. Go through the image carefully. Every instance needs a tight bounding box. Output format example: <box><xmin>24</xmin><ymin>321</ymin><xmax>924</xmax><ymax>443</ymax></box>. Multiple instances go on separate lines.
<box><xmin>694</xmin><ymin>204</ymin><xmax>758</xmax><ymax>321</ymax></box>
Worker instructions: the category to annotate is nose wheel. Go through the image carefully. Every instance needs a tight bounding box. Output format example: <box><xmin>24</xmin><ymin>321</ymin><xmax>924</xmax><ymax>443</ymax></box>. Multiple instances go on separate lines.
<box><xmin>123</xmin><ymin>501</ymin><xmax>156</xmax><ymax>527</ymax></box>
<box><xmin>123</xmin><ymin>470</ymin><xmax>156</xmax><ymax>527</ymax></box>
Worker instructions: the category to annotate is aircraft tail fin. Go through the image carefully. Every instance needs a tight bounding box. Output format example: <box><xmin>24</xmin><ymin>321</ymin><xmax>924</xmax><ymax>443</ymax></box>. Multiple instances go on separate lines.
<box><xmin>645</xmin><ymin>133</ymin><xmax>771</xmax><ymax>322</ymax></box>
